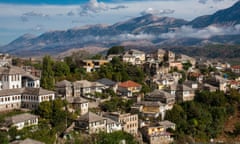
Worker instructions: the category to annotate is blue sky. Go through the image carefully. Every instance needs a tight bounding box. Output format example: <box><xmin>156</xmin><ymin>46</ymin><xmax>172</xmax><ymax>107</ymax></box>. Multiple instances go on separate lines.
<box><xmin>0</xmin><ymin>0</ymin><xmax>238</xmax><ymax>45</ymax></box>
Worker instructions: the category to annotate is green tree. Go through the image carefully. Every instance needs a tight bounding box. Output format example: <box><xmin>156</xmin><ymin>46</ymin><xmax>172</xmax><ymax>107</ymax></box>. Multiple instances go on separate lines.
<box><xmin>96</xmin><ymin>131</ymin><xmax>137</xmax><ymax>144</ymax></box>
<box><xmin>41</xmin><ymin>55</ymin><xmax>55</xmax><ymax>90</ymax></box>
<box><xmin>53</xmin><ymin>61</ymin><xmax>70</xmax><ymax>77</ymax></box>
<box><xmin>107</xmin><ymin>46</ymin><xmax>125</xmax><ymax>56</ymax></box>
<box><xmin>182</xmin><ymin>61</ymin><xmax>192</xmax><ymax>71</ymax></box>
<box><xmin>0</xmin><ymin>131</ymin><xmax>8</xmax><ymax>144</ymax></box>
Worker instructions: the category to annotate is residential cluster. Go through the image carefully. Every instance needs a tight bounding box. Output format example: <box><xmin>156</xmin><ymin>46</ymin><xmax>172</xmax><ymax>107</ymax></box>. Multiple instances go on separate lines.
<box><xmin>0</xmin><ymin>48</ymin><xmax>240</xmax><ymax>144</ymax></box>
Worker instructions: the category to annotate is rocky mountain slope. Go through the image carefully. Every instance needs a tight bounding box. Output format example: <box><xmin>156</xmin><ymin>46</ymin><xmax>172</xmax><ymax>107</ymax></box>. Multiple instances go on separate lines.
<box><xmin>1</xmin><ymin>1</ymin><xmax>240</xmax><ymax>57</ymax></box>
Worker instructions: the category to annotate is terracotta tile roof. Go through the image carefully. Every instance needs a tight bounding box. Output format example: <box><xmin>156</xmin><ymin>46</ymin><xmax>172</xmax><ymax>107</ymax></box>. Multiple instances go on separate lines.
<box><xmin>232</xmin><ymin>65</ymin><xmax>240</xmax><ymax>69</ymax></box>
<box><xmin>118</xmin><ymin>80</ymin><xmax>141</xmax><ymax>88</ymax></box>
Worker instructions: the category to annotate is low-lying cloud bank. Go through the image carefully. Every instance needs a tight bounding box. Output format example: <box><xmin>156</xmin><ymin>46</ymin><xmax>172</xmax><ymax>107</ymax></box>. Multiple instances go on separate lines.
<box><xmin>160</xmin><ymin>25</ymin><xmax>240</xmax><ymax>39</ymax></box>
<box><xmin>80</xmin><ymin>25</ymin><xmax>240</xmax><ymax>42</ymax></box>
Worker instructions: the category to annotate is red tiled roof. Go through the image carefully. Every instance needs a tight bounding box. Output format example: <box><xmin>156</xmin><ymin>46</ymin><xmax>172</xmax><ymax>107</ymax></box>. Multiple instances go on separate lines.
<box><xmin>118</xmin><ymin>80</ymin><xmax>141</xmax><ymax>88</ymax></box>
<box><xmin>232</xmin><ymin>65</ymin><xmax>240</xmax><ymax>69</ymax></box>
<box><xmin>229</xmin><ymin>80</ymin><xmax>240</xmax><ymax>85</ymax></box>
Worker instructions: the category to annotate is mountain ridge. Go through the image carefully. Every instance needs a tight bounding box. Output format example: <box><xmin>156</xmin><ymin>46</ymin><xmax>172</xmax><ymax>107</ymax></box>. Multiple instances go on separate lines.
<box><xmin>1</xmin><ymin>1</ymin><xmax>240</xmax><ymax>57</ymax></box>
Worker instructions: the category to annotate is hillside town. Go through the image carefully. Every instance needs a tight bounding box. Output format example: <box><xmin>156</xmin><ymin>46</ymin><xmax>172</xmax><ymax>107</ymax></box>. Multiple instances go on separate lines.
<box><xmin>0</xmin><ymin>47</ymin><xmax>240</xmax><ymax>144</ymax></box>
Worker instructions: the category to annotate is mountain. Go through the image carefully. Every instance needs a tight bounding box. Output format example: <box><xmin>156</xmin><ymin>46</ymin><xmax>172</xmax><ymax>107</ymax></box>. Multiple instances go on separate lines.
<box><xmin>0</xmin><ymin>15</ymin><xmax>187</xmax><ymax>57</ymax></box>
<box><xmin>1</xmin><ymin>1</ymin><xmax>240</xmax><ymax>57</ymax></box>
<box><xmin>189</xmin><ymin>1</ymin><xmax>240</xmax><ymax>28</ymax></box>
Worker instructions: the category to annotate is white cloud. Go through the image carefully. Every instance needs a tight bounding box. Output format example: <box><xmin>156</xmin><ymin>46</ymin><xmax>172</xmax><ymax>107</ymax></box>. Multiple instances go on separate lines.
<box><xmin>160</xmin><ymin>25</ymin><xmax>240</xmax><ymax>39</ymax></box>
<box><xmin>141</xmin><ymin>8</ymin><xmax>175</xmax><ymax>16</ymax></box>
<box><xmin>79</xmin><ymin>0</ymin><xmax>108</xmax><ymax>16</ymax></box>
<box><xmin>78</xmin><ymin>0</ymin><xmax>127</xmax><ymax>16</ymax></box>
<box><xmin>198</xmin><ymin>0</ymin><xmax>208</xmax><ymax>4</ymax></box>
<box><xmin>110</xmin><ymin>5</ymin><xmax>128</xmax><ymax>10</ymax></box>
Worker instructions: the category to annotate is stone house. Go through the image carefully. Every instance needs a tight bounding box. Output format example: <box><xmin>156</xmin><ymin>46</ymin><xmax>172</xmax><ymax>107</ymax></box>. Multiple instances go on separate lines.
<box><xmin>122</xmin><ymin>49</ymin><xmax>146</xmax><ymax>65</ymax></box>
<box><xmin>4</xmin><ymin>113</ymin><xmax>38</xmax><ymax>130</ymax></box>
<box><xmin>140</xmin><ymin>124</ymin><xmax>173</xmax><ymax>144</ymax></box>
<box><xmin>145</xmin><ymin>90</ymin><xmax>175</xmax><ymax>110</ymax></box>
<box><xmin>0</xmin><ymin>88</ymin><xmax>55</xmax><ymax>111</ymax></box>
<box><xmin>103</xmin><ymin>112</ymin><xmax>138</xmax><ymax>136</ymax></box>
<box><xmin>117</xmin><ymin>80</ymin><xmax>142</xmax><ymax>97</ymax></box>
<box><xmin>75</xmin><ymin>112</ymin><xmax>107</xmax><ymax>134</ymax></box>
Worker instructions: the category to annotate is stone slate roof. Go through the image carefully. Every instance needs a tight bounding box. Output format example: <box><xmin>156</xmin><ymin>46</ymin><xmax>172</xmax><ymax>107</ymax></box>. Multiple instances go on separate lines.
<box><xmin>5</xmin><ymin>113</ymin><xmax>38</xmax><ymax>125</ymax></box>
<box><xmin>96</xmin><ymin>78</ymin><xmax>116</xmax><ymax>87</ymax></box>
<box><xmin>55</xmin><ymin>80</ymin><xmax>72</xmax><ymax>87</ymax></box>
<box><xmin>23</xmin><ymin>88</ymin><xmax>54</xmax><ymax>95</ymax></box>
<box><xmin>10</xmin><ymin>138</ymin><xmax>45</xmax><ymax>144</ymax></box>
<box><xmin>146</xmin><ymin>89</ymin><xmax>173</xmax><ymax>99</ymax></box>
<box><xmin>159</xmin><ymin>120</ymin><xmax>176</xmax><ymax>127</ymax></box>
<box><xmin>139</xmin><ymin>101</ymin><xmax>165</xmax><ymax>107</ymax></box>
<box><xmin>0</xmin><ymin>88</ymin><xmax>54</xmax><ymax>97</ymax></box>
<box><xmin>77</xmin><ymin>112</ymin><xmax>106</xmax><ymax>123</ymax></box>
<box><xmin>73</xmin><ymin>80</ymin><xmax>104</xmax><ymax>88</ymax></box>
<box><xmin>71</xmin><ymin>97</ymin><xmax>88</xmax><ymax>104</ymax></box>
<box><xmin>22</xmin><ymin>73</ymin><xmax>40</xmax><ymax>80</ymax></box>
<box><xmin>0</xmin><ymin>66</ymin><xmax>25</xmax><ymax>75</ymax></box>
<box><xmin>0</xmin><ymin>88</ymin><xmax>24</xmax><ymax>97</ymax></box>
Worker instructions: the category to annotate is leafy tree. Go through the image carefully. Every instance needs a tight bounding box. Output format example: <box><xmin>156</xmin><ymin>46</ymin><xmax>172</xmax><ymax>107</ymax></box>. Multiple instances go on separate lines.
<box><xmin>91</xmin><ymin>54</ymin><xmax>103</xmax><ymax>60</ymax></box>
<box><xmin>37</xmin><ymin>101</ymin><xmax>52</xmax><ymax>119</ymax></box>
<box><xmin>182</xmin><ymin>61</ymin><xmax>192</xmax><ymax>71</ymax></box>
<box><xmin>0</xmin><ymin>131</ymin><xmax>8</xmax><ymax>144</ymax></box>
<box><xmin>53</xmin><ymin>61</ymin><xmax>70</xmax><ymax>77</ymax></box>
<box><xmin>234</xmin><ymin>122</ymin><xmax>240</xmax><ymax>136</ymax></box>
<box><xmin>107</xmin><ymin>46</ymin><xmax>125</xmax><ymax>56</ymax></box>
<box><xmin>96</xmin><ymin>131</ymin><xmax>137</xmax><ymax>144</ymax></box>
<box><xmin>41</xmin><ymin>55</ymin><xmax>55</xmax><ymax>90</ymax></box>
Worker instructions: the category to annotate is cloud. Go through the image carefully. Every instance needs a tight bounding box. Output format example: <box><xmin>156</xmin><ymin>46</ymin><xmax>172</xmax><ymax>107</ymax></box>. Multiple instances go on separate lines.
<box><xmin>67</xmin><ymin>11</ymin><xmax>75</xmax><ymax>16</ymax></box>
<box><xmin>22</xmin><ymin>11</ymin><xmax>49</xmax><ymax>17</ymax></box>
<box><xmin>110</xmin><ymin>5</ymin><xmax>128</xmax><ymax>10</ymax></box>
<box><xmin>141</xmin><ymin>8</ymin><xmax>175</xmax><ymax>16</ymax></box>
<box><xmin>198</xmin><ymin>0</ymin><xmax>208</xmax><ymax>4</ymax></box>
<box><xmin>79</xmin><ymin>0</ymin><xmax>109</xmax><ymax>16</ymax></box>
<box><xmin>20</xmin><ymin>11</ymin><xmax>49</xmax><ymax>22</ymax></box>
<box><xmin>159</xmin><ymin>25</ymin><xmax>240</xmax><ymax>39</ymax></box>
<box><xmin>78</xmin><ymin>0</ymin><xmax>127</xmax><ymax>16</ymax></box>
<box><xmin>20</xmin><ymin>16</ymin><xmax>29</xmax><ymax>22</ymax></box>
<box><xmin>213</xmin><ymin>0</ymin><xmax>224</xmax><ymax>2</ymax></box>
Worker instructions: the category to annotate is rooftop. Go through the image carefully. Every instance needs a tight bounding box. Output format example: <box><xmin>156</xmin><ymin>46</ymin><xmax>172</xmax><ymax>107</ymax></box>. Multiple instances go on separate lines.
<box><xmin>55</xmin><ymin>80</ymin><xmax>72</xmax><ymax>87</ymax></box>
<box><xmin>5</xmin><ymin>113</ymin><xmax>38</xmax><ymax>125</ymax></box>
<box><xmin>77</xmin><ymin>112</ymin><xmax>106</xmax><ymax>123</ymax></box>
<box><xmin>96</xmin><ymin>78</ymin><xmax>117</xmax><ymax>86</ymax></box>
<box><xmin>118</xmin><ymin>80</ymin><xmax>141</xmax><ymax>88</ymax></box>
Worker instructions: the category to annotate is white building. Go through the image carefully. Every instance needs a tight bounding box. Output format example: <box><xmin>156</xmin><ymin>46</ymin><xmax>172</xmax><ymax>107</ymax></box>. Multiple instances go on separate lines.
<box><xmin>5</xmin><ymin>113</ymin><xmax>38</xmax><ymax>130</ymax></box>
<box><xmin>0</xmin><ymin>66</ymin><xmax>40</xmax><ymax>90</ymax></box>
<box><xmin>0</xmin><ymin>88</ymin><xmax>55</xmax><ymax>111</ymax></box>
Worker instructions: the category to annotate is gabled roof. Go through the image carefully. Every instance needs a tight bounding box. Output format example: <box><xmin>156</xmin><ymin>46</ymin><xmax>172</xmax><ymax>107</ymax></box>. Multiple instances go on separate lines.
<box><xmin>146</xmin><ymin>89</ymin><xmax>173</xmax><ymax>99</ymax></box>
<box><xmin>77</xmin><ymin>112</ymin><xmax>106</xmax><ymax>123</ymax></box>
<box><xmin>139</xmin><ymin>101</ymin><xmax>165</xmax><ymax>107</ymax></box>
<box><xmin>232</xmin><ymin>65</ymin><xmax>240</xmax><ymax>69</ymax></box>
<box><xmin>5</xmin><ymin>113</ymin><xmax>38</xmax><ymax>125</ymax></box>
<box><xmin>22</xmin><ymin>73</ymin><xmax>40</xmax><ymax>81</ymax></box>
<box><xmin>55</xmin><ymin>80</ymin><xmax>72</xmax><ymax>87</ymax></box>
<box><xmin>23</xmin><ymin>88</ymin><xmax>54</xmax><ymax>95</ymax></box>
<box><xmin>118</xmin><ymin>80</ymin><xmax>141</xmax><ymax>88</ymax></box>
<box><xmin>73</xmin><ymin>80</ymin><xmax>104</xmax><ymax>88</ymax></box>
<box><xmin>180</xmin><ymin>84</ymin><xmax>193</xmax><ymax>91</ymax></box>
<box><xmin>10</xmin><ymin>138</ymin><xmax>45</xmax><ymax>144</ymax></box>
<box><xmin>0</xmin><ymin>65</ymin><xmax>25</xmax><ymax>75</ymax></box>
<box><xmin>96</xmin><ymin>78</ymin><xmax>117</xmax><ymax>86</ymax></box>
<box><xmin>72</xmin><ymin>97</ymin><xmax>88</xmax><ymax>104</ymax></box>
<box><xmin>159</xmin><ymin>120</ymin><xmax>176</xmax><ymax>127</ymax></box>
<box><xmin>0</xmin><ymin>88</ymin><xmax>24</xmax><ymax>97</ymax></box>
